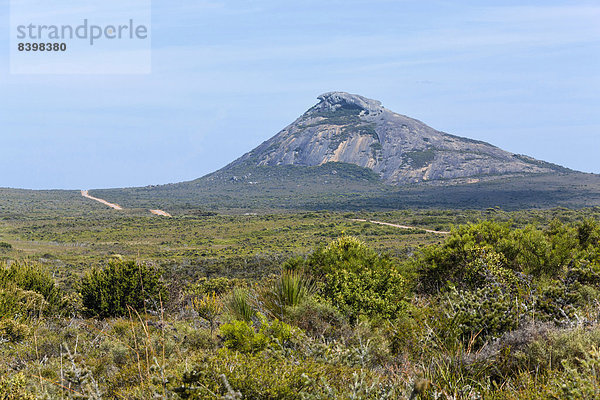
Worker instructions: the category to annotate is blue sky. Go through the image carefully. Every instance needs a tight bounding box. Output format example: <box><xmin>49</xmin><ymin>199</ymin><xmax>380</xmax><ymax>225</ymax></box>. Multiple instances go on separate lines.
<box><xmin>0</xmin><ymin>0</ymin><xmax>598</xmax><ymax>189</ymax></box>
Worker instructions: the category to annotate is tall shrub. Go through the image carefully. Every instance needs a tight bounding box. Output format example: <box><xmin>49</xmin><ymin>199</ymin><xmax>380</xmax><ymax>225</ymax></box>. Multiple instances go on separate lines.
<box><xmin>306</xmin><ymin>236</ymin><xmax>408</xmax><ymax>322</ymax></box>
<box><xmin>0</xmin><ymin>260</ymin><xmax>63</xmax><ymax>313</ymax></box>
<box><xmin>80</xmin><ymin>260</ymin><xmax>166</xmax><ymax>318</ymax></box>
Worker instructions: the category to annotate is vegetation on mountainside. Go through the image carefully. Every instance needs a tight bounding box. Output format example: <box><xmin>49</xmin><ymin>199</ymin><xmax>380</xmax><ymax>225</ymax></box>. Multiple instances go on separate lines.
<box><xmin>2</xmin><ymin>168</ymin><xmax>600</xmax><ymax>215</ymax></box>
<box><xmin>88</xmin><ymin>169</ymin><xmax>600</xmax><ymax>212</ymax></box>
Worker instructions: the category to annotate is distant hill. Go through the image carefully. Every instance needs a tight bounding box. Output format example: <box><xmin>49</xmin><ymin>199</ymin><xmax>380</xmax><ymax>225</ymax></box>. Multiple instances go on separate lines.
<box><xmin>23</xmin><ymin>92</ymin><xmax>597</xmax><ymax>213</ymax></box>
<box><xmin>226</xmin><ymin>92</ymin><xmax>570</xmax><ymax>184</ymax></box>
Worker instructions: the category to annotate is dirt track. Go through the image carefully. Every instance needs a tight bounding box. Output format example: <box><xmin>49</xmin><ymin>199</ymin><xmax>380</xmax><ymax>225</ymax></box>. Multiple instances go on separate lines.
<box><xmin>350</xmin><ymin>218</ymin><xmax>450</xmax><ymax>234</ymax></box>
<box><xmin>81</xmin><ymin>190</ymin><xmax>123</xmax><ymax>210</ymax></box>
<box><xmin>81</xmin><ymin>190</ymin><xmax>172</xmax><ymax>217</ymax></box>
<box><xmin>150</xmin><ymin>209</ymin><xmax>172</xmax><ymax>217</ymax></box>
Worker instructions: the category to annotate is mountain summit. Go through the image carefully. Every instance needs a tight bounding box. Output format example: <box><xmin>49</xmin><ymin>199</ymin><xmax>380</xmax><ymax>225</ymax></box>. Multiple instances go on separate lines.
<box><xmin>230</xmin><ymin>92</ymin><xmax>566</xmax><ymax>184</ymax></box>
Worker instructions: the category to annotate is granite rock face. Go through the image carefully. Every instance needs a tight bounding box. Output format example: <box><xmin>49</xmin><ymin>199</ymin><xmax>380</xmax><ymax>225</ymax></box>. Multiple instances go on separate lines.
<box><xmin>232</xmin><ymin>92</ymin><xmax>566</xmax><ymax>184</ymax></box>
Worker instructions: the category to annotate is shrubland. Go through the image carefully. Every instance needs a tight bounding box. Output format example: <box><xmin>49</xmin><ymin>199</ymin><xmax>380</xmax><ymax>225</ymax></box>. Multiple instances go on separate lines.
<box><xmin>1</xmin><ymin>213</ymin><xmax>600</xmax><ymax>398</ymax></box>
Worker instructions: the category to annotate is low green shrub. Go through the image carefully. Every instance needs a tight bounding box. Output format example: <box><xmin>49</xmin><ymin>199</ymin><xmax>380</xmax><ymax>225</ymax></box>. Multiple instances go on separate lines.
<box><xmin>173</xmin><ymin>348</ymin><xmax>397</xmax><ymax>400</ymax></box>
<box><xmin>0</xmin><ymin>260</ymin><xmax>64</xmax><ymax>313</ymax></box>
<box><xmin>442</xmin><ymin>285</ymin><xmax>524</xmax><ymax>349</ymax></box>
<box><xmin>549</xmin><ymin>345</ymin><xmax>600</xmax><ymax>399</ymax></box>
<box><xmin>415</xmin><ymin>220</ymin><xmax>585</xmax><ymax>293</ymax></box>
<box><xmin>287</xmin><ymin>297</ymin><xmax>350</xmax><ymax>340</ymax></box>
<box><xmin>220</xmin><ymin>315</ymin><xmax>300</xmax><ymax>353</ymax></box>
<box><xmin>577</xmin><ymin>217</ymin><xmax>600</xmax><ymax>249</ymax></box>
<box><xmin>220</xmin><ymin>319</ymin><xmax>269</xmax><ymax>353</ymax></box>
<box><xmin>498</xmin><ymin>334</ymin><xmax>600</xmax><ymax>399</ymax></box>
<box><xmin>0</xmin><ymin>372</ymin><xmax>36</xmax><ymax>400</ymax></box>
<box><xmin>305</xmin><ymin>236</ymin><xmax>409</xmax><ymax>322</ymax></box>
<box><xmin>0</xmin><ymin>261</ymin><xmax>66</xmax><ymax>341</ymax></box>
<box><xmin>80</xmin><ymin>260</ymin><xmax>167</xmax><ymax>318</ymax></box>
<box><xmin>519</xmin><ymin>326</ymin><xmax>600</xmax><ymax>375</ymax></box>
<box><xmin>191</xmin><ymin>292</ymin><xmax>223</xmax><ymax>334</ymax></box>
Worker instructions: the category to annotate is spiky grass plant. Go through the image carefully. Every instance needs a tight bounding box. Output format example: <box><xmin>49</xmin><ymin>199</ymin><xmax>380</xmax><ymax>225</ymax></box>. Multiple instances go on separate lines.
<box><xmin>259</xmin><ymin>269</ymin><xmax>315</xmax><ymax>320</ymax></box>
<box><xmin>227</xmin><ymin>288</ymin><xmax>256</xmax><ymax>322</ymax></box>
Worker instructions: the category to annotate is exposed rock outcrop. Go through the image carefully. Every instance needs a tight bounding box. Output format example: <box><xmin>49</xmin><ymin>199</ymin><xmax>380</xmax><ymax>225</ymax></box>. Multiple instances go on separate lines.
<box><xmin>232</xmin><ymin>92</ymin><xmax>567</xmax><ymax>184</ymax></box>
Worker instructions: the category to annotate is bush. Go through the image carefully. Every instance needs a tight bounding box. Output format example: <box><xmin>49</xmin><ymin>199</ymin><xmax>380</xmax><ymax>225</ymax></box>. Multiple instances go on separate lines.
<box><xmin>442</xmin><ymin>285</ymin><xmax>524</xmax><ymax>349</ymax></box>
<box><xmin>0</xmin><ymin>262</ymin><xmax>66</xmax><ymax>341</ymax></box>
<box><xmin>577</xmin><ymin>217</ymin><xmax>600</xmax><ymax>249</ymax></box>
<box><xmin>173</xmin><ymin>348</ymin><xmax>395</xmax><ymax>400</ymax></box>
<box><xmin>415</xmin><ymin>220</ymin><xmax>583</xmax><ymax>293</ymax></box>
<box><xmin>80</xmin><ymin>260</ymin><xmax>167</xmax><ymax>318</ymax></box>
<box><xmin>488</xmin><ymin>327</ymin><xmax>600</xmax><ymax>399</ymax></box>
<box><xmin>507</xmin><ymin>222</ymin><xmax>577</xmax><ymax>277</ymax></box>
<box><xmin>0</xmin><ymin>260</ymin><xmax>63</xmax><ymax>313</ymax></box>
<box><xmin>0</xmin><ymin>372</ymin><xmax>35</xmax><ymax>400</ymax></box>
<box><xmin>552</xmin><ymin>346</ymin><xmax>600</xmax><ymax>399</ymax></box>
<box><xmin>220</xmin><ymin>319</ymin><xmax>269</xmax><ymax>353</ymax></box>
<box><xmin>287</xmin><ymin>297</ymin><xmax>350</xmax><ymax>340</ymax></box>
<box><xmin>220</xmin><ymin>315</ymin><xmax>301</xmax><ymax>353</ymax></box>
<box><xmin>305</xmin><ymin>236</ymin><xmax>408</xmax><ymax>322</ymax></box>
<box><xmin>191</xmin><ymin>292</ymin><xmax>223</xmax><ymax>335</ymax></box>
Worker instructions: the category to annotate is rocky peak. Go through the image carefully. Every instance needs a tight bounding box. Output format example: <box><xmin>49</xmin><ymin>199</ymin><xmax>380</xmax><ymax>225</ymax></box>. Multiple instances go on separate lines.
<box><xmin>314</xmin><ymin>92</ymin><xmax>384</xmax><ymax>114</ymax></box>
<box><xmin>231</xmin><ymin>92</ymin><xmax>567</xmax><ymax>184</ymax></box>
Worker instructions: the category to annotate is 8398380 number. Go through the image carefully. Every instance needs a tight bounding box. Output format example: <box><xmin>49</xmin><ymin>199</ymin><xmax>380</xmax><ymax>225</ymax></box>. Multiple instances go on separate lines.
<box><xmin>17</xmin><ymin>43</ymin><xmax>67</xmax><ymax>52</ymax></box>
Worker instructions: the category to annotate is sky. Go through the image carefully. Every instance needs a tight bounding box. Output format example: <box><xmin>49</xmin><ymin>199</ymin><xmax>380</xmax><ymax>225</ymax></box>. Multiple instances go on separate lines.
<box><xmin>0</xmin><ymin>0</ymin><xmax>598</xmax><ymax>190</ymax></box>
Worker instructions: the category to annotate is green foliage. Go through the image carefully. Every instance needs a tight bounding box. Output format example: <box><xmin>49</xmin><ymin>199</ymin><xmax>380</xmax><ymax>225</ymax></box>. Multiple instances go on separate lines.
<box><xmin>0</xmin><ymin>260</ymin><xmax>63</xmax><ymax>313</ymax></box>
<box><xmin>306</xmin><ymin>236</ymin><xmax>408</xmax><ymax>321</ymax></box>
<box><xmin>554</xmin><ymin>346</ymin><xmax>600</xmax><ymax>399</ymax></box>
<box><xmin>220</xmin><ymin>319</ymin><xmax>270</xmax><ymax>353</ymax></box>
<box><xmin>0</xmin><ymin>242</ymin><xmax>11</xmax><ymax>250</ymax></box>
<box><xmin>403</xmin><ymin>149</ymin><xmax>435</xmax><ymax>168</ymax></box>
<box><xmin>191</xmin><ymin>292</ymin><xmax>223</xmax><ymax>334</ymax></box>
<box><xmin>577</xmin><ymin>217</ymin><xmax>600</xmax><ymax>248</ymax></box>
<box><xmin>370</xmin><ymin>142</ymin><xmax>382</xmax><ymax>158</ymax></box>
<box><xmin>496</xmin><ymin>330</ymin><xmax>600</xmax><ymax>399</ymax></box>
<box><xmin>80</xmin><ymin>260</ymin><xmax>166</xmax><ymax>318</ymax></box>
<box><xmin>414</xmin><ymin>220</ymin><xmax>600</xmax><ymax>347</ymax></box>
<box><xmin>258</xmin><ymin>269</ymin><xmax>315</xmax><ymax>320</ymax></box>
<box><xmin>416</xmin><ymin>220</ymin><xmax>511</xmax><ymax>292</ymax></box>
<box><xmin>287</xmin><ymin>297</ymin><xmax>350</xmax><ymax>339</ymax></box>
<box><xmin>220</xmin><ymin>315</ymin><xmax>300</xmax><ymax>353</ymax></box>
<box><xmin>2</xmin><ymin>207</ymin><xmax>600</xmax><ymax>400</ymax></box>
<box><xmin>174</xmin><ymin>348</ymin><xmax>395</xmax><ymax>400</ymax></box>
<box><xmin>0</xmin><ymin>285</ymin><xmax>46</xmax><ymax>341</ymax></box>
<box><xmin>0</xmin><ymin>372</ymin><xmax>35</xmax><ymax>400</ymax></box>
<box><xmin>506</xmin><ymin>221</ymin><xmax>577</xmax><ymax>276</ymax></box>
<box><xmin>415</xmin><ymin>220</ymin><xmax>586</xmax><ymax>293</ymax></box>
<box><xmin>443</xmin><ymin>285</ymin><xmax>523</xmax><ymax>348</ymax></box>
<box><xmin>0</xmin><ymin>261</ymin><xmax>67</xmax><ymax>341</ymax></box>
<box><xmin>186</xmin><ymin>277</ymin><xmax>243</xmax><ymax>296</ymax></box>
<box><xmin>226</xmin><ymin>288</ymin><xmax>255</xmax><ymax>322</ymax></box>
<box><xmin>512</xmin><ymin>326</ymin><xmax>600</xmax><ymax>376</ymax></box>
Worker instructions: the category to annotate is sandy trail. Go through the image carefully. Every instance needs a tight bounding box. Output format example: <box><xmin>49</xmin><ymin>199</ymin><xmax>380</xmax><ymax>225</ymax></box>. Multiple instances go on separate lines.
<box><xmin>350</xmin><ymin>219</ymin><xmax>450</xmax><ymax>234</ymax></box>
<box><xmin>150</xmin><ymin>209</ymin><xmax>172</xmax><ymax>217</ymax></box>
<box><xmin>81</xmin><ymin>190</ymin><xmax>123</xmax><ymax>210</ymax></box>
<box><xmin>81</xmin><ymin>190</ymin><xmax>172</xmax><ymax>216</ymax></box>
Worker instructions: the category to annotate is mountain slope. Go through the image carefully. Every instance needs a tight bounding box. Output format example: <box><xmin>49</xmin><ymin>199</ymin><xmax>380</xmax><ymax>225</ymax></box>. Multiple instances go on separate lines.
<box><xmin>229</xmin><ymin>92</ymin><xmax>568</xmax><ymax>184</ymax></box>
<box><xmin>87</xmin><ymin>92</ymin><xmax>600</xmax><ymax>213</ymax></box>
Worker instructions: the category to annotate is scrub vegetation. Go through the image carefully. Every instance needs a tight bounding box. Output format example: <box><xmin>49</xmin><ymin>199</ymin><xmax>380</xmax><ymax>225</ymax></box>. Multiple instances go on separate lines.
<box><xmin>2</xmin><ymin>197</ymin><xmax>600</xmax><ymax>398</ymax></box>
